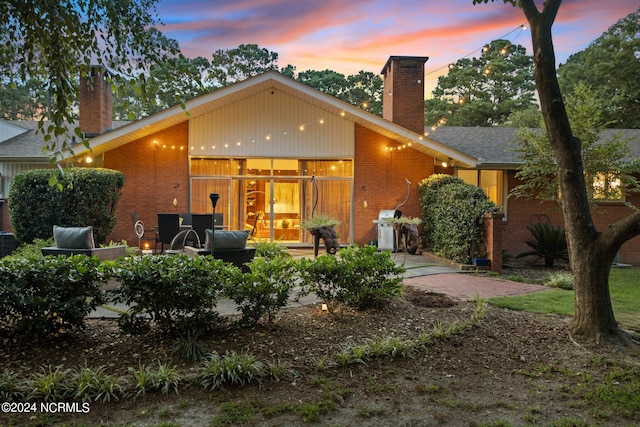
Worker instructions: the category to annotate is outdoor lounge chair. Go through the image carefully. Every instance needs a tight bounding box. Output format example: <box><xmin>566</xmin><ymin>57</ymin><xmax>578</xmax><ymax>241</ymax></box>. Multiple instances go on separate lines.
<box><xmin>41</xmin><ymin>225</ymin><xmax>126</xmax><ymax>260</ymax></box>
<box><xmin>183</xmin><ymin>229</ymin><xmax>255</xmax><ymax>272</ymax></box>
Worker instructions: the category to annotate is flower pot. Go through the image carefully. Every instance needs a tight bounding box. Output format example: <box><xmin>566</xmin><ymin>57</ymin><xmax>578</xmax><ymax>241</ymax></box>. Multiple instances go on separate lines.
<box><xmin>472</xmin><ymin>257</ymin><xmax>490</xmax><ymax>267</ymax></box>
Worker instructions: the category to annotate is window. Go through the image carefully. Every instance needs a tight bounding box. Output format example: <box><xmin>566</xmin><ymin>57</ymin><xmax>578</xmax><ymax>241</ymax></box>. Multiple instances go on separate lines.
<box><xmin>591</xmin><ymin>172</ymin><xmax>623</xmax><ymax>201</ymax></box>
<box><xmin>457</xmin><ymin>170</ymin><xmax>504</xmax><ymax>208</ymax></box>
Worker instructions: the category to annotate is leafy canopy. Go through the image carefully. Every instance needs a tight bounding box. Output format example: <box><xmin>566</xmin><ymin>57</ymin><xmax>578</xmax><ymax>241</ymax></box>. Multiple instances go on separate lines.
<box><xmin>511</xmin><ymin>83</ymin><xmax>640</xmax><ymax>204</ymax></box>
<box><xmin>0</xmin><ymin>0</ymin><xmax>180</xmax><ymax>156</ymax></box>
<box><xmin>425</xmin><ymin>38</ymin><xmax>536</xmax><ymax>127</ymax></box>
<box><xmin>558</xmin><ymin>7</ymin><xmax>640</xmax><ymax>129</ymax></box>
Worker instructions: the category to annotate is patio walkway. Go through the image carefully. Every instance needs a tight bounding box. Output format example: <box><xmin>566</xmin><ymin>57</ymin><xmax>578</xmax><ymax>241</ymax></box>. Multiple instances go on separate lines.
<box><xmin>89</xmin><ymin>250</ymin><xmax>547</xmax><ymax>319</ymax></box>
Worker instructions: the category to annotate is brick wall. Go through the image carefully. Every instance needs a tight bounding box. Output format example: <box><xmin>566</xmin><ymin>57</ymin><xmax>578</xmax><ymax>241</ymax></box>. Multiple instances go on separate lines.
<box><xmin>503</xmin><ymin>170</ymin><xmax>640</xmax><ymax>265</ymax></box>
<box><xmin>382</xmin><ymin>57</ymin><xmax>428</xmax><ymax>134</ymax></box>
<box><xmin>104</xmin><ymin>122</ymin><xmax>189</xmax><ymax>246</ymax></box>
<box><xmin>353</xmin><ymin>124</ymin><xmax>434</xmax><ymax>245</ymax></box>
<box><xmin>79</xmin><ymin>67</ymin><xmax>112</xmax><ymax>136</ymax></box>
<box><xmin>0</xmin><ymin>199</ymin><xmax>9</xmax><ymax>232</ymax></box>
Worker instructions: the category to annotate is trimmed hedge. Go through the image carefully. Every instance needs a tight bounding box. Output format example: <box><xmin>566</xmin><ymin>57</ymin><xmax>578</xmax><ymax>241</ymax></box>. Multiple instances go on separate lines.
<box><xmin>418</xmin><ymin>174</ymin><xmax>498</xmax><ymax>264</ymax></box>
<box><xmin>0</xmin><ymin>255</ymin><xmax>105</xmax><ymax>337</ymax></box>
<box><xmin>8</xmin><ymin>168</ymin><xmax>125</xmax><ymax>244</ymax></box>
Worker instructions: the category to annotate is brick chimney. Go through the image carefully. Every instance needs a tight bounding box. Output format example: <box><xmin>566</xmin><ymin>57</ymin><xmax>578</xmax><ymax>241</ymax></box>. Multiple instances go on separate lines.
<box><xmin>79</xmin><ymin>66</ymin><xmax>112</xmax><ymax>137</ymax></box>
<box><xmin>381</xmin><ymin>56</ymin><xmax>429</xmax><ymax>134</ymax></box>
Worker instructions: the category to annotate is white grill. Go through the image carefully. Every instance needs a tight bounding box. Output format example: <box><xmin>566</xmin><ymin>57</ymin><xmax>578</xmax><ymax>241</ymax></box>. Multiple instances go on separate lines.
<box><xmin>373</xmin><ymin>209</ymin><xmax>399</xmax><ymax>251</ymax></box>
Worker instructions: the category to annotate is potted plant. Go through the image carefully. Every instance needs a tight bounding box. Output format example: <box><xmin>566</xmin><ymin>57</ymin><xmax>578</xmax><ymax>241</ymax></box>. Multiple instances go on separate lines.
<box><xmin>301</xmin><ymin>214</ymin><xmax>340</xmax><ymax>256</ymax></box>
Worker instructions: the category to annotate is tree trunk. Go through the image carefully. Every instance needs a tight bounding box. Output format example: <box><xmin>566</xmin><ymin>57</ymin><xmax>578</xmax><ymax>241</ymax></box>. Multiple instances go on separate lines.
<box><xmin>570</xmin><ymin>243</ymin><xmax>618</xmax><ymax>342</ymax></box>
<box><xmin>519</xmin><ymin>0</ymin><xmax>640</xmax><ymax>343</ymax></box>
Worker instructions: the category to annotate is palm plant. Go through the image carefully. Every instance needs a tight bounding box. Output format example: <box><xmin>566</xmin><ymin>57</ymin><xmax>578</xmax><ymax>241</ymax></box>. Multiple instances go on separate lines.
<box><xmin>516</xmin><ymin>222</ymin><xmax>568</xmax><ymax>267</ymax></box>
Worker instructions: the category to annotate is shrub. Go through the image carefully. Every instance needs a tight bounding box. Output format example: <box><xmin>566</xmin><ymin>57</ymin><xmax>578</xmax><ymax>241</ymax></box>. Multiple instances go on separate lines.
<box><xmin>300</xmin><ymin>245</ymin><xmax>405</xmax><ymax>310</ymax></box>
<box><xmin>0</xmin><ymin>369</ymin><xmax>23</xmax><ymax>402</ymax></box>
<box><xmin>72</xmin><ymin>365</ymin><xmax>125</xmax><ymax>403</ymax></box>
<box><xmin>418</xmin><ymin>174</ymin><xmax>498</xmax><ymax>264</ymax></box>
<box><xmin>250</xmin><ymin>239</ymin><xmax>292</xmax><ymax>260</ymax></box>
<box><xmin>226</xmin><ymin>256</ymin><xmax>300</xmax><ymax>325</ymax></box>
<box><xmin>198</xmin><ymin>352</ymin><xmax>264</xmax><ymax>391</ymax></box>
<box><xmin>109</xmin><ymin>255</ymin><xmax>237</xmax><ymax>335</ymax></box>
<box><xmin>543</xmin><ymin>271</ymin><xmax>574</xmax><ymax>290</ymax></box>
<box><xmin>0</xmin><ymin>255</ymin><xmax>105</xmax><ymax>337</ymax></box>
<box><xmin>8</xmin><ymin>168</ymin><xmax>125</xmax><ymax>245</ymax></box>
<box><xmin>3</xmin><ymin>238</ymin><xmax>54</xmax><ymax>261</ymax></box>
<box><xmin>517</xmin><ymin>222</ymin><xmax>569</xmax><ymax>267</ymax></box>
<box><xmin>25</xmin><ymin>365</ymin><xmax>73</xmax><ymax>402</ymax></box>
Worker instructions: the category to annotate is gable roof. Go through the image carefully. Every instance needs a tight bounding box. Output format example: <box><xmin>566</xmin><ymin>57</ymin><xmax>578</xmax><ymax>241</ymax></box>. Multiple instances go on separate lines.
<box><xmin>64</xmin><ymin>71</ymin><xmax>478</xmax><ymax>167</ymax></box>
<box><xmin>430</xmin><ymin>126</ymin><xmax>640</xmax><ymax>169</ymax></box>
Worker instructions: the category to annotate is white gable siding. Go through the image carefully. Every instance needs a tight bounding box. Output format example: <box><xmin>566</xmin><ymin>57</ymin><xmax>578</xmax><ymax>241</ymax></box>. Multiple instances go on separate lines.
<box><xmin>0</xmin><ymin>163</ymin><xmax>53</xmax><ymax>198</ymax></box>
<box><xmin>189</xmin><ymin>87</ymin><xmax>354</xmax><ymax>159</ymax></box>
<box><xmin>0</xmin><ymin>121</ymin><xmax>28</xmax><ymax>143</ymax></box>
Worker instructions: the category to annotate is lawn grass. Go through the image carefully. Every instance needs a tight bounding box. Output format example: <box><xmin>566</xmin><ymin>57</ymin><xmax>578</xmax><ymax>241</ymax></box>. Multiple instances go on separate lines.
<box><xmin>489</xmin><ymin>267</ymin><xmax>640</xmax><ymax>331</ymax></box>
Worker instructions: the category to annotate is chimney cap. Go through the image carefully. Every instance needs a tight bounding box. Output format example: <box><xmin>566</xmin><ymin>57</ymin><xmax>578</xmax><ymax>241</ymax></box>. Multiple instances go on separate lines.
<box><xmin>381</xmin><ymin>56</ymin><xmax>429</xmax><ymax>75</ymax></box>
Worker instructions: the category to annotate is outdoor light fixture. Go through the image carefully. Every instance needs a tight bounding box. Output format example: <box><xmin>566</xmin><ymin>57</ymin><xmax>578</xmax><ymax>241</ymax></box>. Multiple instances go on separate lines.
<box><xmin>209</xmin><ymin>193</ymin><xmax>220</xmax><ymax>256</ymax></box>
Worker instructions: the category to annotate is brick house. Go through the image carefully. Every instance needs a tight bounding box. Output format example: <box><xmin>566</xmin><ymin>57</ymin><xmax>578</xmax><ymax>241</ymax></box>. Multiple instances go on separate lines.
<box><xmin>1</xmin><ymin>56</ymin><xmax>639</xmax><ymax>265</ymax></box>
<box><xmin>56</xmin><ymin>57</ymin><xmax>477</xmax><ymax>250</ymax></box>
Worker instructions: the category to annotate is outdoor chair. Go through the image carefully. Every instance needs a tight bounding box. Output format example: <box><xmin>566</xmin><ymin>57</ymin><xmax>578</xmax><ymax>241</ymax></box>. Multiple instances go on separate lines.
<box><xmin>156</xmin><ymin>213</ymin><xmax>180</xmax><ymax>254</ymax></box>
<box><xmin>166</xmin><ymin>229</ymin><xmax>201</xmax><ymax>254</ymax></box>
<box><xmin>191</xmin><ymin>213</ymin><xmax>223</xmax><ymax>247</ymax></box>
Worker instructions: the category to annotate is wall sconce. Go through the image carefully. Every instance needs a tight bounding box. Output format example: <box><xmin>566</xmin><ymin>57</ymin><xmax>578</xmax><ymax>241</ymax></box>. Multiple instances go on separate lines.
<box><xmin>172</xmin><ymin>198</ymin><xmax>178</xmax><ymax>207</ymax></box>
<box><xmin>363</xmin><ymin>200</ymin><xmax>368</xmax><ymax>208</ymax></box>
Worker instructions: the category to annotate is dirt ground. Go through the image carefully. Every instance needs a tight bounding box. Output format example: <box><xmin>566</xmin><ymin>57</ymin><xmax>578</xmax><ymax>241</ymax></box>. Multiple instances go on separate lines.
<box><xmin>1</xmin><ymin>280</ymin><xmax>639</xmax><ymax>426</ymax></box>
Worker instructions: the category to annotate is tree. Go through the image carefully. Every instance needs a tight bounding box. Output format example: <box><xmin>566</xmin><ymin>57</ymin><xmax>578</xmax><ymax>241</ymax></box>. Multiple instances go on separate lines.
<box><xmin>296</xmin><ymin>69</ymin><xmax>384</xmax><ymax>117</ymax></box>
<box><xmin>1</xmin><ymin>0</ymin><xmax>179</xmax><ymax>154</ymax></box>
<box><xmin>297</xmin><ymin>69</ymin><xmax>348</xmax><ymax>98</ymax></box>
<box><xmin>210</xmin><ymin>44</ymin><xmax>279</xmax><ymax>88</ymax></box>
<box><xmin>0</xmin><ymin>78</ymin><xmax>48</xmax><ymax>120</ymax></box>
<box><xmin>477</xmin><ymin>0</ymin><xmax>640</xmax><ymax>344</ymax></box>
<box><xmin>512</xmin><ymin>83</ymin><xmax>640</xmax><ymax>203</ymax></box>
<box><xmin>557</xmin><ymin>7</ymin><xmax>640</xmax><ymax>129</ymax></box>
<box><xmin>425</xmin><ymin>39</ymin><xmax>537</xmax><ymax>127</ymax></box>
<box><xmin>343</xmin><ymin>71</ymin><xmax>383</xmax><ymax>116</ymax></box>
<box><xmin>113</xmin><ymin>54</ymin><xmax>211</xmax><ymax>120</ymax></box>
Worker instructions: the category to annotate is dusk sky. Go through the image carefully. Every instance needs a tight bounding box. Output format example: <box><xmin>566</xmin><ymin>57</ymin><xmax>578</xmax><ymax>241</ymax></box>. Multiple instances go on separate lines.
<box><xmin>154</xmin><ymin>0</ymin><xmax>639</xmax><ymax>94</ymax></box>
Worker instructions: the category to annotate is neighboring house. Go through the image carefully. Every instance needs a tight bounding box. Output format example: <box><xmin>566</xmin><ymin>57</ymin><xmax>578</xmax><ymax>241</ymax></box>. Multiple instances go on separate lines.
<box><xmin>1</xmin><ymin>56</ymin><xmax>639</xmax><ymax>266</ymax></box>
<box><xmin>0</xmin><ymin>120</ymin><xmax>52</xmax><ymax>231</ymax></box>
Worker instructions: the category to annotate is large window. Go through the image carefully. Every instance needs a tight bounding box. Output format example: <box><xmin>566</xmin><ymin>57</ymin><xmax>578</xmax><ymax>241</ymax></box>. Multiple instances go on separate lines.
<box><xmin>189</xmin><ymin>157</ymin><xmax>353</xmax><ymax>244</ymax></box>
<box><xmin>457</xmin><ymin>169</ymin><xmax>504</xmax><ymax>208</ymax></box>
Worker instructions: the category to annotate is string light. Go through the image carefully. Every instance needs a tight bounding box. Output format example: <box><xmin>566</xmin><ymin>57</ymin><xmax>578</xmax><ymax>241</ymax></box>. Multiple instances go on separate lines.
<box><xmin>424</xmin><ymin>23</ymin><xmax>527</xmax><ymax>135</ymax></box>
<box><xmin>424</xmin><ymin>23</ymin><xmax>526</xmax><ymax>78</ymax></box>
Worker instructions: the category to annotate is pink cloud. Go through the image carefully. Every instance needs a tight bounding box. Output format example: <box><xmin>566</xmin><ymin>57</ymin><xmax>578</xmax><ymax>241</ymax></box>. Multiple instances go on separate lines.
<box><xmin>155</xmin><ymin>0</ymin><xmax>638</xmax><ymax>92</ymax></box>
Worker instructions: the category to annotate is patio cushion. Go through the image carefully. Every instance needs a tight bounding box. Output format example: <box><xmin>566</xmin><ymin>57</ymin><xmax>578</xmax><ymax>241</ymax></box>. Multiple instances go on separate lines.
<box><xmin>205</xmin><ymin>229</ymin><xmax>249</xmax><ymax>250</ymax></box>
<box><xmin>53</xmin><ymin>225</ymin><xmax>95</xmax><ymax>249</ymax></box>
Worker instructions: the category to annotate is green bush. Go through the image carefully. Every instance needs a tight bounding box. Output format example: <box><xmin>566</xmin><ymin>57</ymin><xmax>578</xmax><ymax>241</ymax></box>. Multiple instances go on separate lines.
<box><xmin>542</xmin><ymin>271</ymin><xmax>574</xmax><ymax>290</ymax></box>
<box><xmin>418</xmin><ymin>174</ymin><xmax>498</xmax><ymax>263</ymax></box>
<box><xmin>226</xmin><ymin>256</ymin><xmax>300</xmax><ymax>325</ymax></box>
<box><xmin>0</xmin><ymin>255</ymin><xmax>105</xmax><ymax>337</ymax></box>
<box><xmin>109</xmin><ymin>255</ymin><xmax>237</xmax><ymax>336</ymax></box>
<box><xmin>250</xmin><ymin>240</ymin><xmax>292</xmax><ymax>260</ymax></box>
<box><xmin>8</xmin><ymin>168</ymin><xmax>125</xmax><ymax>245</ymax></box>
<box><xmin>300</xmin><ymin>245</ymin><xmax>405</xmax><ymax>310</ymax></box>
<box><xmin>3</xmin><ymin>238</ymin><xmax>54</xmax><ymax>261</ymax></box>
<box><xmin>517</xmin><ymin>222</ymin><xmax>568</xmax><ymax>267</ymax></box>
